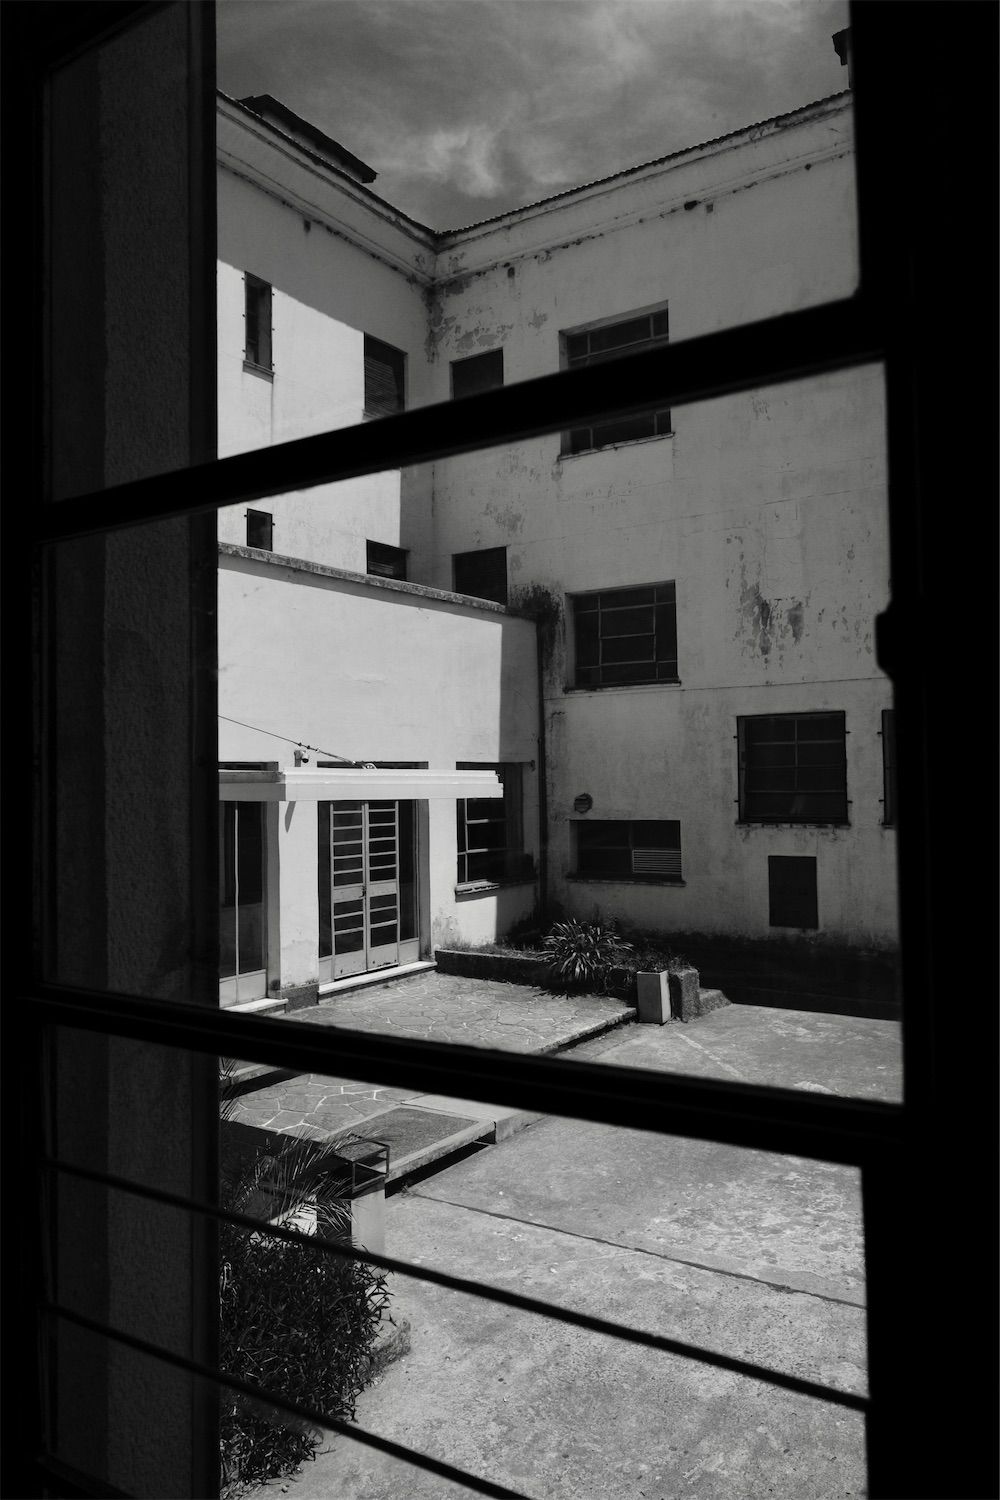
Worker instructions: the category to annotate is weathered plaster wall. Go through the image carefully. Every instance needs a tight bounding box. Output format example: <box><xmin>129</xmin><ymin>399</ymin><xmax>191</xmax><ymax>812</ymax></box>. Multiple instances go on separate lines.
<box><xmin>218</xmin><ymin>553</ymin><xmax>540</xmax><ymax>981</ymax></box>
<box><xmin>216</xmin><ymin>90</ymin><xmax>895</xmax><ymax>953</ymax></box>
<box><xmin>424</xmin><ymin>101</ymin><xmax>893</xmax><ymax>948</ymax></box>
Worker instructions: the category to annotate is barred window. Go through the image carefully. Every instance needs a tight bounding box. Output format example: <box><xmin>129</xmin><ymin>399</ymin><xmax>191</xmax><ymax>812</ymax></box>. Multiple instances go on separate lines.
<box><xmin>573</xmin><ymin>582</ymin><xmax>678</xmax><ymax>687</ymax></box>
<box><xmin>562</xmin><ymin>307</ymin><xmax>671</xmax><ymax>453</ymax></box>
<box><xmin>456</xmin><ymin>763</ymin><xmax>532</xmax><ymax>887</ymax></box>
<box><xmin>738</xmin><ymin>712</ymin><xmax>848</xmax><ymax>824</ymax></box>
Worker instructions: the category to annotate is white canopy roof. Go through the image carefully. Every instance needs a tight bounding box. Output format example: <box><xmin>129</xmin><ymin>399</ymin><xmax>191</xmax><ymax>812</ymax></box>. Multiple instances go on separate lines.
<box><xmin>218</xmin><ymin>767</ymin><xmax>503</xmax><ymax>801</ymax></box>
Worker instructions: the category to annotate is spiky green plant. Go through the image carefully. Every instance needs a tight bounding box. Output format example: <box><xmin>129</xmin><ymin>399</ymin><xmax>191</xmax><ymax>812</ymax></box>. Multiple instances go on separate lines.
<box><xmin>219</xmin><ymin>1076</ymin><xmax>390</xmax><ymax>1498</ymax></box>
<box><xmin>539</xmin><ymin>919</ymin><xmax>633</xmax><ymax>992</ymax></box>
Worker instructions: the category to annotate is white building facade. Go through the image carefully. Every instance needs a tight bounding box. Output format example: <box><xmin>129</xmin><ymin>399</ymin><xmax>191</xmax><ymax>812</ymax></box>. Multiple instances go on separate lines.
<box><xmin>217</xmin><ymin>85</ymin><xmax>898</xmax><ymax>1015</ymax></box>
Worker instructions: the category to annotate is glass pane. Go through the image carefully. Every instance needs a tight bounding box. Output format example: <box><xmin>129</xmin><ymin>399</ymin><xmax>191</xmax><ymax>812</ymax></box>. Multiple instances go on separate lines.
<box><xmin>214</xmin><ymin>0</ymin><xmax>857</xmax><ymax>493</ymax></box>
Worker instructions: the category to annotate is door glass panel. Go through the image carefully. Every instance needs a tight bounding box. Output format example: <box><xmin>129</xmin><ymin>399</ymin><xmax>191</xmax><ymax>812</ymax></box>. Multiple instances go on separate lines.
<box><xmin>219</xmin><ymin>802</ymin><xmax>265</xmax><ymax>980</ymax></box>
<box><xmin>398</xmin><ymin>802</ymin><xmax>417</xmax><ymax>942</ymax></box>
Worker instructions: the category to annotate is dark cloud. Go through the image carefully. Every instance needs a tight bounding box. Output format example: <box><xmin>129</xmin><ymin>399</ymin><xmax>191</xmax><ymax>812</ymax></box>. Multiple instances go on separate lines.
<box><xmin>218</xmin><ymin>0</ymin><xmax>849</xmax><ymax>229</ymax></box>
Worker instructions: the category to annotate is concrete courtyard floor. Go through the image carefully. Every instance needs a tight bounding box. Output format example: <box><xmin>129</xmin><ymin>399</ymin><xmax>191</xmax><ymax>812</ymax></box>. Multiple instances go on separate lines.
<box><xmin>253</xmin><ymin>1001</ymin><xmax>900</xmax><ymax>1500</ymax></box>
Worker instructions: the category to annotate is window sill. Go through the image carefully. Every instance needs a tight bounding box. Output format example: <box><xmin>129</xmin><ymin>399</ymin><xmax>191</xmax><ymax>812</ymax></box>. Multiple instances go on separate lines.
<box><xmin>567</xmin><ymin>874</ymin><xmax>685</xmax><ymax>887</ymax></box>
<box><xmin>736</xmin><ymin>820</ymin><xmax>851</xmax><ymax>829</ymax></box>
<box><xmin>565</xmin><ymin>679</ymin><xmax>681</xmax><ymax>694</ymax></box>
<box><xmin>455</xmin><ymin>874</ymin><xmax>537</xmax><ymax>898</ymax></box>
<box><xmin>243</xmin><ymin>360</ymin><xmax>274</xmax><ymax>380</ymax></box>
<box><xmin>557</xmin><ymin>432</ymin><xmax>673</xmax><ymax>462</ymax></box>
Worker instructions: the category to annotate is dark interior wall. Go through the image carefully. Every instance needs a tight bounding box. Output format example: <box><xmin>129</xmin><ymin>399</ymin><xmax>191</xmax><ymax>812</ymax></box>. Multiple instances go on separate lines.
<box><xmin>43</xmin><ymin>4</ymin><xmax>218</xmax><ymax>1494</ymax></box>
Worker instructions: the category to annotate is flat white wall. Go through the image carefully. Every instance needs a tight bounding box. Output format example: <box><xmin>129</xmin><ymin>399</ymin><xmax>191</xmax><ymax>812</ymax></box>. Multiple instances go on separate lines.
<box><xmin>217</xmin><ymin>163</ymin><xmax>435</xmax><ymax>572</ymax></box>
<box><xmin>218</xmin><ymin>554</ymin><xmax>540</xmax><ymax>984</ymax></box>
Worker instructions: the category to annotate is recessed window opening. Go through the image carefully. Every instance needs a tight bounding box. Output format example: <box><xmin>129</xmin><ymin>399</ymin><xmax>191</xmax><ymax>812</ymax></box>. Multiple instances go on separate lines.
<box><xmin>453</xmin><ymin>547</ymin><xmax>508</xmax><ymax>605</ymax></box>
<box><xmin>246</xmin><ymin>510</ymin><xmax>273</xmax><ymax>550</ymax></box>
<box><xmin>219</xmin><ymin>800</ymin><xmax>267</xmax><ymax>1002</ymax></box>
<box><xmin>562</xmin><ymin>306</ymin><xmax>671</xmax><ymax>454</ymax></box>
<box><xmin>574</xmin><ymin>819</ymin><xmax>682</xmax><ymax>880</ymax></box>
<box><xmin>768</xmin><ymin>854</ymin><xmax>819</xmax><ymax>928</ymax></box>
<box><xmin>738</xmin><ymin>712</ymin><xmax>848</xmax><ymax>823</ymax></box>
<box><xmin>456</xmin><ymin>763</ymin><xmax>531</xmax><ymax>886</ymax></box>
<box><xmin>451</xmin><ymin>348</ymin><xmax>504</xmax><ymax>399</ymax></box>
<box><xmin>881</xmin><ymin>708</ymin><xmax>897</xmax><ymax>826</ymax></box>
<box><xmin>364</xmin><ymin>334</ymin><xmax>406</xmax><ymax>417</ymax></box>
<box><xmin>244</xmin><ymin>272</ymin><xmax>272</xmax><ymax>371</ymax></box>
<box><xmin>573</xmin><ymin>582</ymin><xmax>678</xmax><ymax>687</ymax></box>
<box><xmin>366</xmin><ymin>540</ymin><xmax>408</xmax><ymax>580</ymax></box>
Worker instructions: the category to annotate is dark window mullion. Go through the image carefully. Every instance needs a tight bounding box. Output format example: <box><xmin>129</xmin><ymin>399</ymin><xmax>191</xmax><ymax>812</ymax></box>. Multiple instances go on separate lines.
<box><xmin>37</xmin><ymin>298</ymin><xmax>883</xmax><ymax>545</ymax></box>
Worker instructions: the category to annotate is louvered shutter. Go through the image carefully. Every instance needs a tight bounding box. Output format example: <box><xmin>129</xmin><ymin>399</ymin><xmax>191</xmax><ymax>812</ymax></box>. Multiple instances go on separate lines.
<box><xmin>364</xmin><ymin>335</ymin><xmax>405</xmax><ymax>416</ymax></box>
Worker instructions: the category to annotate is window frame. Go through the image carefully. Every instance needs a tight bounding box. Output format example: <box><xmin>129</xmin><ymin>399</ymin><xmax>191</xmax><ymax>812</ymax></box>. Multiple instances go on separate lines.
<box><xmin>455</xmin><ymin>761</ymin><xmax>533</xmax><ymax>890</ymax></box>
<box><xmin>737</xmin><ymin>711</ymin><xmax>849</xmax><ymax>825</ymax></box>
<box><xmin>451</xmin><ymin>348</ymin><xmax>504</xmax><ymax>400</ymax></box>
<box><xmin>245</xmin><ymin>508</ymin><xmax>273</xmax><ymax>550</ymax></box>
<box><xmin>7</xmin><ymin>5</ymin><xmax>999</xmax><ymax>1498</ymax></box>
<box><xmin>573</xmin><ymin>818</ymin><xmax>683</xmax><ymax>883</ymax></box>
<box><xmin>452</xmin><ymin>545</ymin><xmax>508</xmax><ymax>605</ymax></box>
<box><xmin>571</xmin><ymin>581</ymin><xmax>678</xmax><ymax>689</ymax></box>
<box><xmin>363</xmin><ymin>333</ymin><xmax>406</xmax><ymax>419</ymax></box>
<box><xmin>560</xmin><ymin>304</ymin><xmax>672</xmax><ymax>455</ymax></box>
<box><xmin>243</xmin><ymin>271</ymin><xmax>272</xmax><ymax>374</ymax></box>
<box><xmin>880</xmin><ymin>707</ymin><xmax>896</xmax><ymax>827</ymax></box>
<box><xmin>366</xmin><ymin>539</ymin><xmax>408</xmax><ymax>581</ymax></box>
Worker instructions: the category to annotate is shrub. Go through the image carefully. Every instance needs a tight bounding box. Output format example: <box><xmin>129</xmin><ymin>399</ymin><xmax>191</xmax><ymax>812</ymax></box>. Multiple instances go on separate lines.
<box><xmin>618</xmin><ymin>942</ymin><xmax>690</xmax><ymax>974</ymax></box>
<box><xmin>539</xmin><ymin>919</ymin><xmax>633</xmax><ymax>991</ymax></box>
<box><xmin>219</xmin><ymin>1092</ymin><xmax>390</xmax><ymax>1498</ymax></box>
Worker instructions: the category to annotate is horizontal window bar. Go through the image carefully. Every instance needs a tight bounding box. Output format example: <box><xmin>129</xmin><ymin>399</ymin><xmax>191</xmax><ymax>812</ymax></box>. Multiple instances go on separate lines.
<box><xmin>46</xmin><ymin>1155</ymin><xmax>867</xmax><ymax>1411</ymax></box>
<box><xmin>29</xmin><ymin>983</ymin><xmax>903</xmax><ymax>1163</ymax></box>
<box><xmin>31</xmin><ymin>1454</ymin><xmax>134</xmax><ymax>1500</ymax></box>
<box><xmin>38</xmin><ymin>299</ymin><xmax>881</xmax><ymax>544</ymax></box>
<box><xmin>43</xmin><ymin>1302</ymin><xmax>532</xmax><ymax>1500</ymax></box>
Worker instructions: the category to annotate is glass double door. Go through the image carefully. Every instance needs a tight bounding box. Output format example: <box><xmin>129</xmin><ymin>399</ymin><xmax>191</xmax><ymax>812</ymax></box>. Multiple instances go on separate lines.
<box><xmin>319</xmin><ymin>800</ymin><xmax>418</xmax><ymax>981</ymax></box>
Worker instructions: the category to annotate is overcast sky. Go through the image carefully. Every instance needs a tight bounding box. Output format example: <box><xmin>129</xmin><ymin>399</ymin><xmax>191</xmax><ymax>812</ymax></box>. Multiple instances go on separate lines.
<box><xmin>218</xmin><ymin>0</ymin><xmax>850</xmax><ymax>230</ymax></box>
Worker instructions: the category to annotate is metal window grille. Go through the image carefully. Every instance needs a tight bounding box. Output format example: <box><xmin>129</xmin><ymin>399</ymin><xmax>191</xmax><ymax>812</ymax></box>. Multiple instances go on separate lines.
<box><xmin>738</xmin><ymin>711</ymin><xmax>848</xmax><ymax>823</ymax></box>
<box><xmin>573</xmin><ymin>582</ymin><xmax>678</xmax><ymax>687</ymax></box>
<box><xmin>5</xmin><ymin>5</ymin><xmax>998</xmax><ymax>1498</ymax></box>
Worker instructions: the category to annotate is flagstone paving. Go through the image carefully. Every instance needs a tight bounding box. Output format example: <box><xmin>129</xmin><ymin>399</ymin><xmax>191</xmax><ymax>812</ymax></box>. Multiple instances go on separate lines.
<box><xmin>285</xmin><ymin>971</ymin><xmax>632</xmax><ymax>1053</ymax></box>
<box><xmin>227</xmin><ymin>971</ymin><xmax>632</xmax><ymax>1147</ymax></box>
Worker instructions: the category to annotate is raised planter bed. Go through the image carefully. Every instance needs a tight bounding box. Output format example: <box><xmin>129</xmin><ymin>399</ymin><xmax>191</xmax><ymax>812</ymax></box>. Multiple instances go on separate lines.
<box><xmin>435</xmin><ymin>948</ymin><xmax>548</xmax><ymax>986</ymax></box>
<box><xmin>435</xmin><ymin>947</ymin><xmax>727</xmax><ymax>1022</ymax></box>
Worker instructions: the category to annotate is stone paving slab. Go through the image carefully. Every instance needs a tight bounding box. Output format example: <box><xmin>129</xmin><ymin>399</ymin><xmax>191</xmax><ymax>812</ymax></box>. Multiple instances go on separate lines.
<box><xmin>283</xmin><ymin>971</ymin><xmax>633</xmax><ymax>1053</ymax></box>
<box><xmin>228</xmin><ymin>972</ymin><xmax>631</xmax><ymax>1155</ymax></box>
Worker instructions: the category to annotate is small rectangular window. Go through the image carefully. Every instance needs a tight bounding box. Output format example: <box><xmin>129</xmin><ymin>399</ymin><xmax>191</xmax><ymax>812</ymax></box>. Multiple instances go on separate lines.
<box><xmin>456</xmin><ymin>763</ymin><xmax>532</xmax><ymax>887</ymax></box>
<box><xmin>881</xmin><ymin>708</ymin><xmax>897</xmax><ymax>826</ymax></box>
<box><xmin>768</xmin><ymin>855</ymin><xmax>819</xmax><ymax>928</ymax></box>
<box><xmin>738</xmin><ymin>711</ymin><xmax>848</xmax><ymax>824</ymax></box>
<box><xmin>572</xmin><ymin>582</ymin><xmax>677</xmax><ymax>687</ymax></box>
<box><xmin>364</xmin><ymin>334</ymin><xmax>406</xmax><ymax>417</ymax></box>
<box><xmin>574</xmin><ymin>819</ymin><xmax>682</xmax><ymax>881</ymax></box>
<box><xmin>451</xmin><ymin>348</ymin><xmax>504</xmax><ymax>399</ymax></box>
<box><xmin>246</xmin><ymin>510</ymin><xmax>273</xmax><ymax>550</ymax></box>
<box><xmin>561</xmin><ymin>307</ymin><xmax>671</xmax><ymax>454</ymax></box>
<box><xmin>453</xmin><ymin>547</ymin><xmax>508</xmax><ymax>605</ymax></box>
<box><xmin>244</xmin><ymin>272</ymin><xmax>272</xmax><ymax>372</ymax></box>
<box><xmin>366</xmin><ymin>541</ymin><xmax>408</xmax><ymax>580</ymax></box>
